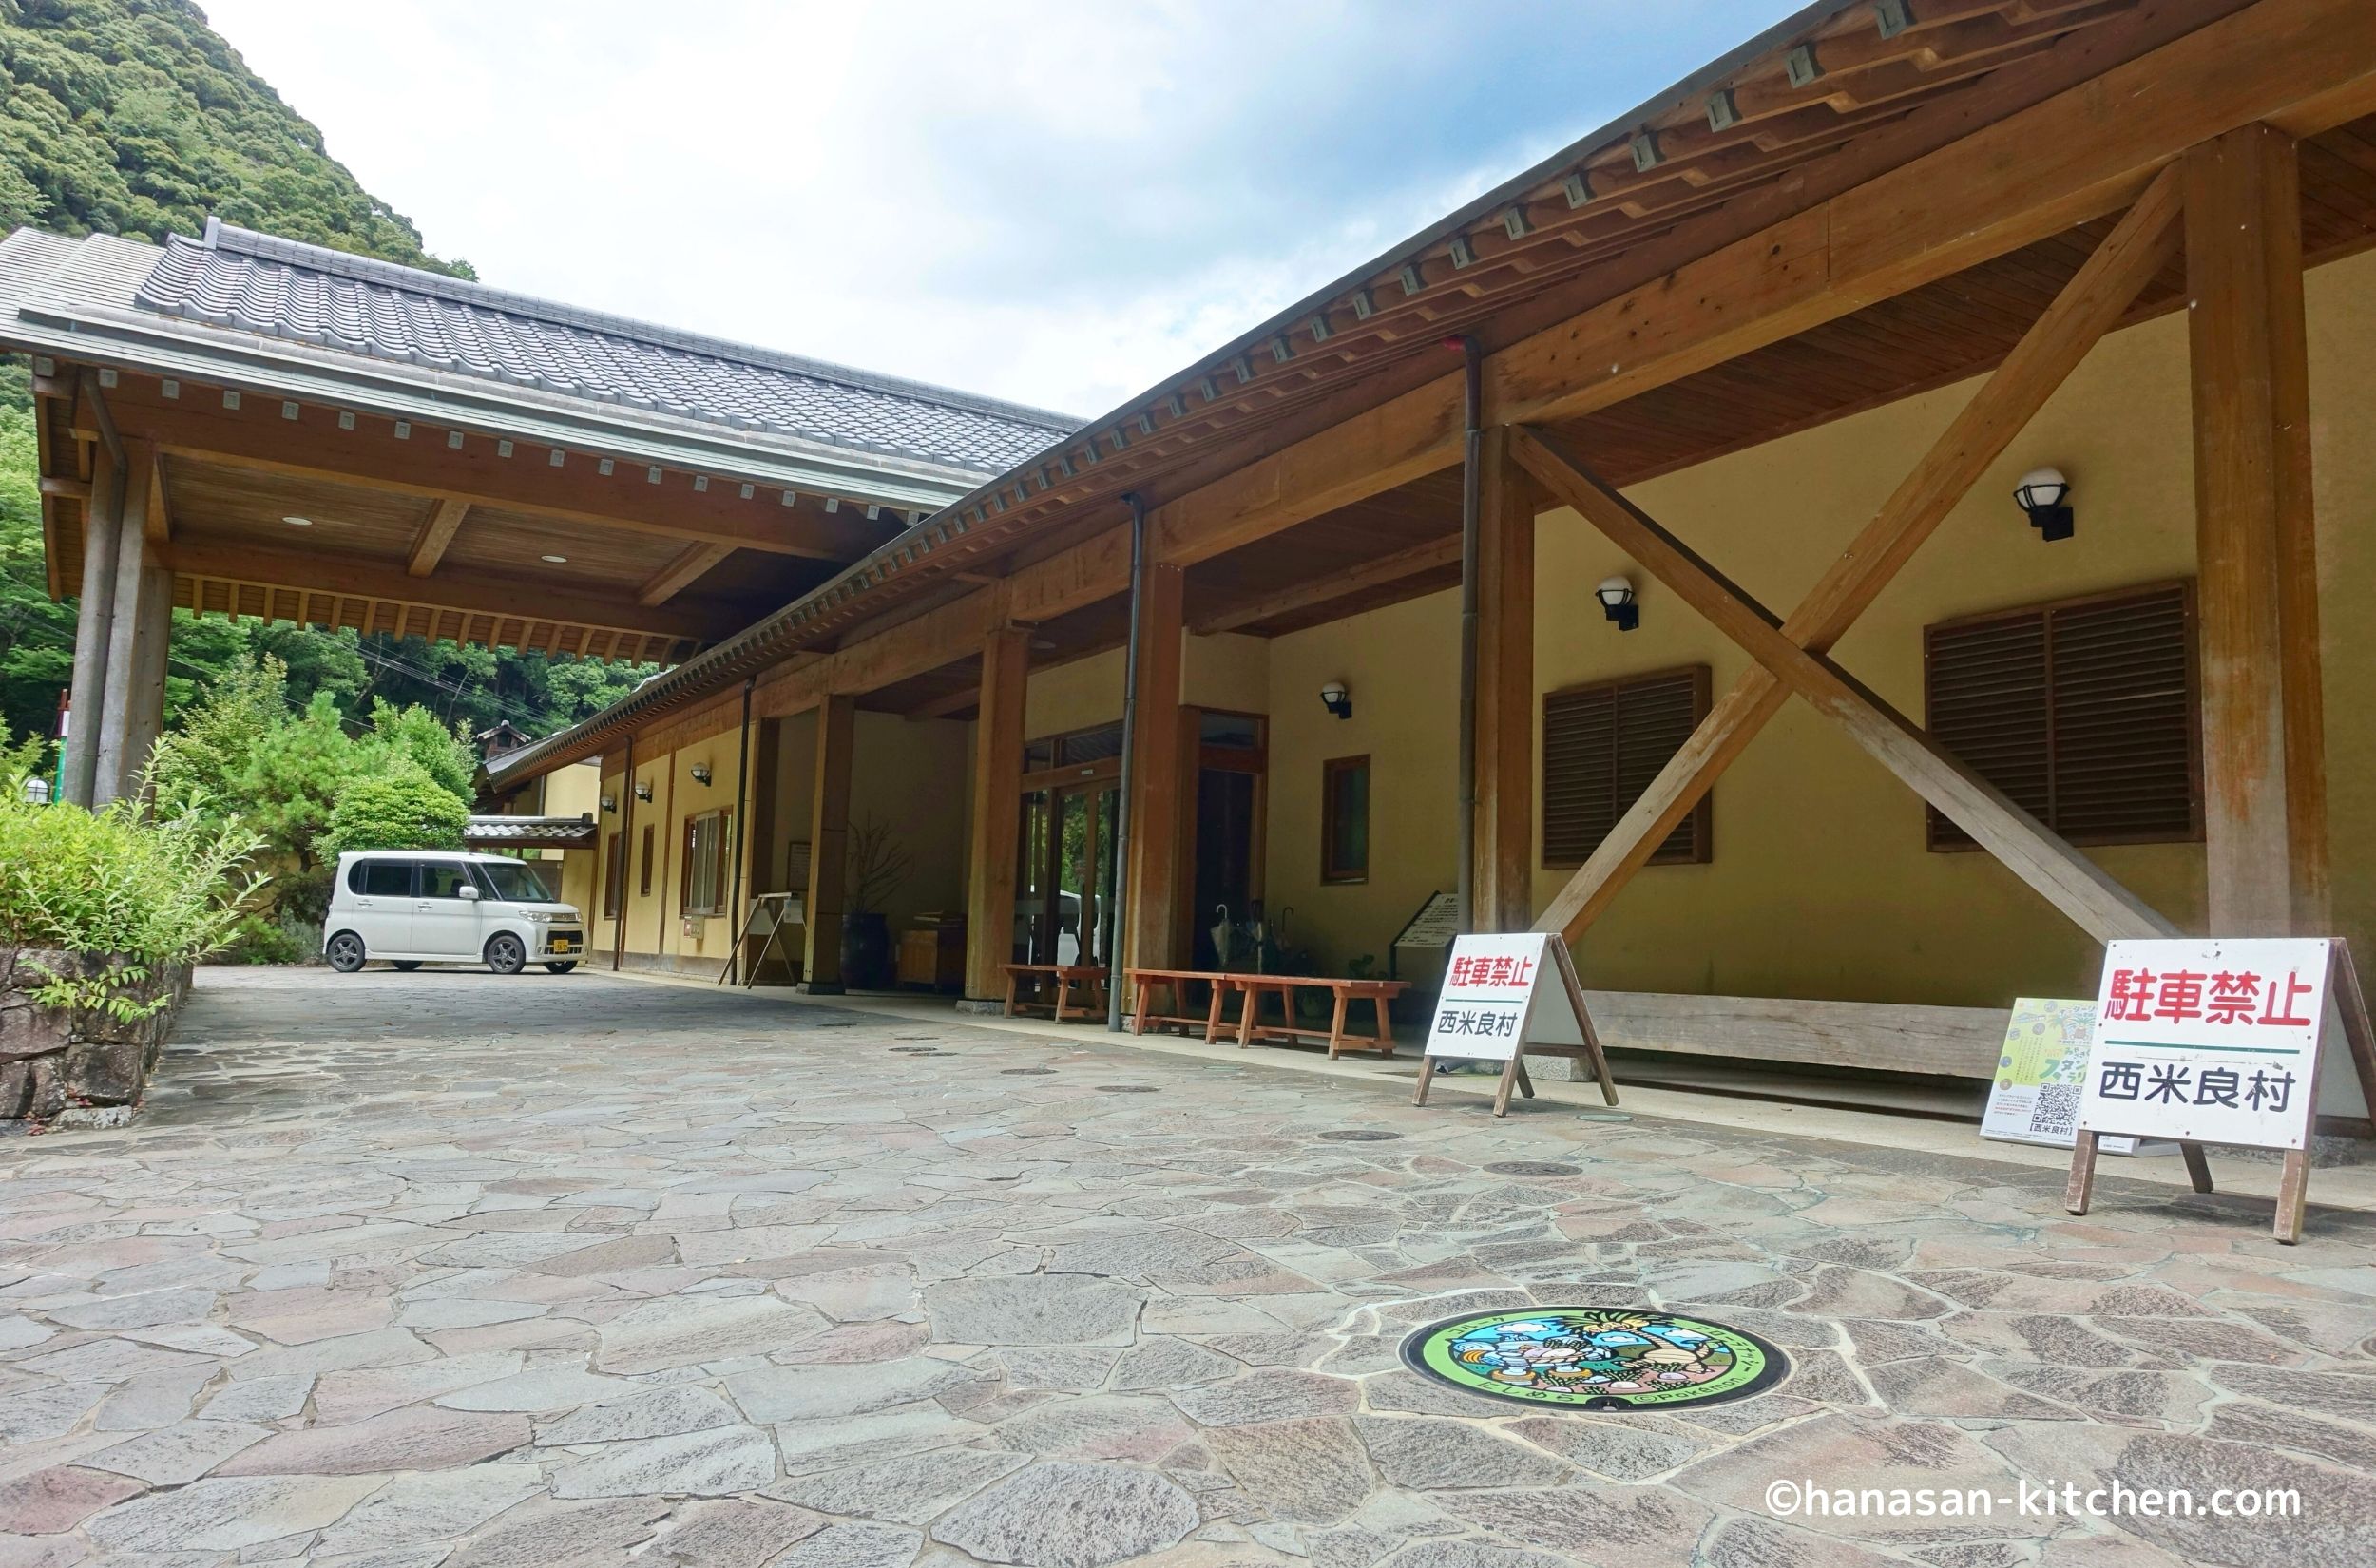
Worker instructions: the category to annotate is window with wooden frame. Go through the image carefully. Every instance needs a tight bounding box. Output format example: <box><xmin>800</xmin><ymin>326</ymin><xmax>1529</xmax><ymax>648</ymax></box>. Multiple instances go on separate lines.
<box><xmin>1320</xmin><ymin>755</ymin><xmax>1370</xmax><ymax>884</ymax></box>
<box><xmin>1542</xmin><ymin>665</ymin><xmax>1712</xmax><ymax>869</ymax></box>
<box><xmin>602</xmin><ymin>833</ymin><xmax>623</xmax><ymax>919</ymax></box>
<box><xmin>1925</xmin><ymin>583</ymin><xmax>2199</xmax><ymax>851</ymax></box>
<box><xmin>639</xmin><ymin>823</ymin><xmax>656</xmax><ymax>897</ymax></box>
<box><xmin>680</xmin><ymin>809</ymin><xmax>735</xmax><ymax>917</ymax></box>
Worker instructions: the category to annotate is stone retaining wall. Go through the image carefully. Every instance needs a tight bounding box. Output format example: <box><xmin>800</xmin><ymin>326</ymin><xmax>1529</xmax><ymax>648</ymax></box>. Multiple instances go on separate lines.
<box><xmin>0</xmin><ymin>949</ymin><xmax>192</xmax><ymax>1130</ymax></box>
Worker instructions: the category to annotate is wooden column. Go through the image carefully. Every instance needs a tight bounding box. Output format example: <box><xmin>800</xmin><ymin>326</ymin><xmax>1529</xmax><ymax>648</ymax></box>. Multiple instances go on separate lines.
<box><xmin>800</xmin><ymin>695</ymin><xmax>855</xmax><ymax>992</ymax></box>
<box><xmin>62</xmin><ymin>455</ymin><xmax>124</xmax><ymax>807</ymax></box>
<box><xmin>95</xmin><ymin>454</ymin><xmax>166</xmax><ymax>808</ymax></box>
<box><xmin>2187</xmin><ymin>124</ymin><xmax>2326</xmax><ymax>935</ymax></box>
<box><xmin>964</xmin><ymin>626</ymin><xmax>1030</xmax><ymax>1001</ymax></box>
<box><xmin>1474</xmin><ymin>428</ymin><xmax>1541</xmax><ymax>931</ymax></box>
<box><xmin>1124</xmin><ymin>564</ymin><xmax>1186</xmax><ymax>972</ymax></box>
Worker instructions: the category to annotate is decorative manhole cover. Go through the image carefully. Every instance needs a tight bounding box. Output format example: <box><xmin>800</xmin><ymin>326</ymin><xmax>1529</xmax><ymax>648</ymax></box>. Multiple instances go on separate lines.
<box><xmin>1401</xmin><ymin>1308</ymin><xmax>1788</xmax><ymax>1410</ymax></box>
<box><xmin>1484</xmin><ymin>1160</ymin><xmax>1581</xmax><ymax>1176</ymax></box>
<box><xmin>1318</xmin><ymin>1129</ymin><xmax>1402</xmax><ymax>1142</ymax></box>
<box><xmin>1001</xmin><ymin>1067</ymin><xmax>1059</xmax><ymax>1075</ymax></box>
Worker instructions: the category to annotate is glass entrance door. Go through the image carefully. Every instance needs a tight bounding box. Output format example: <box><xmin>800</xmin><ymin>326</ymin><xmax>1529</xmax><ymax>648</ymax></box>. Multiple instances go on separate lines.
<box><xmin>1017</xmin><ymin>780</ymin><xmax>1118</xmax><ymax>967</ymax></box>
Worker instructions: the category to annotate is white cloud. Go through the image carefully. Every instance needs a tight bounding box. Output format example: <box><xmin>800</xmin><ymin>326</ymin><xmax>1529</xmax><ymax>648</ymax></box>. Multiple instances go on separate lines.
<box><xmin>198</xmin><ymin>0</ymin><xmax>1792</xmax><ymax>416</ymax></box>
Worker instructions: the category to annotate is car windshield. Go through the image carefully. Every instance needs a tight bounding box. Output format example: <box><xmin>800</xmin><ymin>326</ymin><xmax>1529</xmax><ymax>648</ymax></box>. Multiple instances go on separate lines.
<box><xmin>473</xmin><ymin>860</ymin><xmax>557</xmax><ymax>905</ymax></box>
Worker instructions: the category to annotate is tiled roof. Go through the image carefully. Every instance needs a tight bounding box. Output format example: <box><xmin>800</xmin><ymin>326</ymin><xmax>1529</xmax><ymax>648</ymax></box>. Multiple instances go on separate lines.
<box><xmin>128</xmin><ymin>220</ymin><xmax>1076</xmax><ymax>474</ymax></box>
<box><xmin>463</xmin><ymin>816</ymin><xmax>597</xmax><ymax>848</ymax></box>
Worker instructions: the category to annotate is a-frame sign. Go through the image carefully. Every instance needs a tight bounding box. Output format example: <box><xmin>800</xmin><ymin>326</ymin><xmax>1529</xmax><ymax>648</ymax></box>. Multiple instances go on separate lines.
<box><xmin>1413</xmin><ymin>933</ymin><xmax>1619</xmax><ymax>1118</ymax></box>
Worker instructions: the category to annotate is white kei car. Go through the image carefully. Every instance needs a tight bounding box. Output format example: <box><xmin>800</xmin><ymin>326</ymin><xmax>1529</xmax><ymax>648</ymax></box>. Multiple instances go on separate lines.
<box><xmin>322</xmin><ymin>851</ymin><xmax>586</xmax><ymax>975</ymax></box>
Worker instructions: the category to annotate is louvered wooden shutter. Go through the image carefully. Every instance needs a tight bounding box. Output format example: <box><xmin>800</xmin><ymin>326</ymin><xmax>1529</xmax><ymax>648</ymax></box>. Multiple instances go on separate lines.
<box><xmin>1926</xmin><ymin>583</ymin><xmax>2197</xmax><ymax>851</ymax></box>
<box><xmin>1542</xmin><ymin>666</ymin><xmax>1710</xmax><ymax>868</ymax></box>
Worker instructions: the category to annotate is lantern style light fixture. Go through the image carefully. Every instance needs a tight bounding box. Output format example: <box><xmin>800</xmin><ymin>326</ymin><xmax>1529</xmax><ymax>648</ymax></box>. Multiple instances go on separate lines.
<box><xmin>634</xmin><ymin>780</ymin><xmax>654</xmax><ymax>802</ymax></box>
<box><xmin>1596</xmin><ymin>575</ymin><xmax>1639</xmax><ymax>632</ymax></box>
<box><xmin>600</xmin><ymin>794</ymin><xmax>617</xmax><ymax>813</ymax></box>
<box><xmin>2015</xmin><ymin>466</ymin><xmax>2074</xmax><ymax>541</ymax></box>
<box><xmin>690</xmin><ymin>763</ymin><xmax>713</xmax><ymax>786</ymax></box>
<box><xmin>22</xmin><ymin>775</ymin><xmax>50</xmax><ymax>805</ymax></box>
<box><xmin>1320</xmin><ymin>680</ymin><xmax>1353</xmax><ymax>720</ymax></box>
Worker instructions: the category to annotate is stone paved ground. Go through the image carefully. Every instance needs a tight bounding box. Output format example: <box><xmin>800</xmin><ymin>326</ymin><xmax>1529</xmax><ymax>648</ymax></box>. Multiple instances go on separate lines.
<box><xmin>4</xmin><ymin>967</ymin><xmax>2375</xmax><ymax>1568</ymax></box>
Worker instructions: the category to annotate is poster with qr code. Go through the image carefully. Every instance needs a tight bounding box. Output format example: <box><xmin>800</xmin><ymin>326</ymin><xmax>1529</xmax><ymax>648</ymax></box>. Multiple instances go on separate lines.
<box><xmin>1981</xmin><ymin>999</ymin><xmax>2140</xmax><ymax>1155</ymax></box>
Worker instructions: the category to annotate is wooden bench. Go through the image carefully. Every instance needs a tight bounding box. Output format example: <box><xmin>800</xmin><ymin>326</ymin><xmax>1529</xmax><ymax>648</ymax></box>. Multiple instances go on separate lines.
<box><xmin>1000</xmin><ymin>963</ymin><xmax>1108</xmax><ymax>1023</ymax></box>
<box><xmin>1228</xmin><ymin>974</ymin><xmax>1410</xmax><ymax>1059</ymax></box>
<box><xmin>1125</xmin><ymin>968</ymin><xmax>1232</xmax><ymax>1042</ymax></box>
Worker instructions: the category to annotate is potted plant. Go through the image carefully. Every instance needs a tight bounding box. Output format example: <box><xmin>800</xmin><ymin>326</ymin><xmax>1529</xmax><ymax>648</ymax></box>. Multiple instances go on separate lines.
<box><xmin>840</xmin><ymin>818</ymin><xmax>911</xmax><ymax>989</ymax></box>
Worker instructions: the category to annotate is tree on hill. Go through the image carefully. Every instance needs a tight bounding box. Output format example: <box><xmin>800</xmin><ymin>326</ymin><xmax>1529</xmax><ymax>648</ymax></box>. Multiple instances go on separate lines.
<box><xmin>0</xmin><ymin>0</ymin><xmax>661</xmax><ymax>750</ymax></box>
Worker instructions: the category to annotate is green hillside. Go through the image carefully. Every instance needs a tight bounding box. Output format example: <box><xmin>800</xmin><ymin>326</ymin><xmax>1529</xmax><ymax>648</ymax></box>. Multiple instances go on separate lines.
<box><xmin>0</xmin><ymin>0</ymin><xmax>467</xmax><ymax>275</ymax></box>
<box><xmin>0</xmin><ymin>0</ymin><xmax>655</xmax><ymax>749</ymax></box>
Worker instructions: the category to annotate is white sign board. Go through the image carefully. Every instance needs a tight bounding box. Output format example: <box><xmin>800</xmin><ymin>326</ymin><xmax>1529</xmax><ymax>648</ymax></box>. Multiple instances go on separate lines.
<box><xmin>1427</xmin><ymin>933</ymin><xmax>1587</xmax><ymax>1064</ymax></box>
<box><xmin>1393</xmin><ymin>892</ymin><xmax>1464</xmax><ymax>951</ymax></box>
<box><xmin>2077</xmin><ymin>938</ymin><xmax>2329</xmax><ymax>1150</ymax></box>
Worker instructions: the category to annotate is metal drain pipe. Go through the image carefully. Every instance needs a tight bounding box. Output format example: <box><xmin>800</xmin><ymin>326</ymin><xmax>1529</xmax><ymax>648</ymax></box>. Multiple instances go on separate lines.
<box><xmin>1451</xmin><ymin>335</ymin><xmax>1483</xmax><ymax>934</ymax></box>
<box><xmin>1106</xmin><ymin>491</ymin><xmax>1151</xmax><ymax>1030</ymax></box>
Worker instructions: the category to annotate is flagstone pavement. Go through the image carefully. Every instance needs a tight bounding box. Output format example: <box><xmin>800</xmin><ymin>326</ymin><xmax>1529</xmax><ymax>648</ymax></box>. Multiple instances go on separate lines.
<box><xmin>4</xmin><ymin>966</ymin><xmax>2375</xmax><ymax>1568</ymax></box>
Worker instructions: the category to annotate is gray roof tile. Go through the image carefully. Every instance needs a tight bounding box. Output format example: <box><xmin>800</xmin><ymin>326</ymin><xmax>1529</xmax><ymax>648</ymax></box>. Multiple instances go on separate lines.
<box><xmin>129</xmin><ymin>220</ymin><xmax>1076</xmax><ymax>474</ymax></box>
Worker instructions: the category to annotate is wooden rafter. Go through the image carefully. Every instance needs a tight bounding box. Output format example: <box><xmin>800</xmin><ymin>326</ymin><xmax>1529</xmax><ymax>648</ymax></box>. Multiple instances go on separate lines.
<box><xmin>639</xmin><ymin>542</ymin><xmax>735</xmax><ymax>606</ymax></box>
<box><xmin>1510</xmin><ymin>425</ymin><xmax>2178</xmax><ymax>946</ymax></box>
<box><xmin>1192</xmin><ymin>534</ymin><xmax>1462</xmax><ymax>636</ymax></box>
<box><xmin>407</xmin><ymin>497</ymin><xmax>472</xmax><ymax>577</ymax></box>
<box><xmin>1524</xmin><ymin>163</ymin><xmax>2185</xmax><ymax>945</ymax></box>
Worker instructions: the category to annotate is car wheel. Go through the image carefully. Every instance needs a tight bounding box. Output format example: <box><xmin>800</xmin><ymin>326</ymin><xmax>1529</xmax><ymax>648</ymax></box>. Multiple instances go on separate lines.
<box><xmin>392</xmin><ymin>961</ymin><xmax>422</xmax><ymax>972</ymax></box>
<box><xmin>544</xmin><ymin>961</ymin><xmax>579</xmax><ymax>974</ymax></box>
<box><xmin>485</xmin><ymin>932</ymin><xmax>527</xmax><ymax>976</ymax></box>
<box><xmin>326</xmin><ymin>931</ymin><xmax>367</xmax><ymax>973</ymax></box>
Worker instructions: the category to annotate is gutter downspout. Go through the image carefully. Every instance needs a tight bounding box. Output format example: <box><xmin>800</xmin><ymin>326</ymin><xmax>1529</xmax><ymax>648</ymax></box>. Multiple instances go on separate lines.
<box><xmin>1105</xmin><ymin>492</ymin><xmax>1150</xmax><ymax>1030</ymax></box>
<box><xmin>728</xmin><ymin>679</ymin><xmax>754</xmax><ymax>985</ymax></box>
<box><xmin>1451</xmin><ymin>335</ymin><xmax>1483</xmax><ymax>935</ymax></box>
<box><xmin>613</xmin><ymin>731</ymin><xmax>634</xmax><ymax>973</ymax></box>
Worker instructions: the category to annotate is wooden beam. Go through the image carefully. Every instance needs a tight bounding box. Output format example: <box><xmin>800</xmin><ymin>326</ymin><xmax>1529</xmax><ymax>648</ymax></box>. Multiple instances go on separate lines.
<box><xmin>1191</xmin><ymin>535</ymin><xmax>1463</xmax><ymax>636</ymax></box>
<box><xmin>144</xmin><ymin>449</ymin><xmax>171</xmax><ymax>545</ymax></box>
<box><xmin>639</xmin><ymin>543</ymin><xmax>735</xmax><ymax>606</ymax></box>
<box><xmin>1529</xmin><ymin>164</ymin><xmax>2185</xmax><ymax>945</ymax></box>
<box><xmin>160</xmin><ymin>540</ymin><xmax>725</xmax><ymax>642</ymax></box>
<box><xmin>801</xmin><ymin>696</ymin><xmax>855</xmax><ymax>992</ymax></box>
<box><xmin>1124</xmin><ymin>564</ymin><xmax>1187</xmax><ymax>971</ymax></box>
<box><xmin>1133</xmin><ymin>0</ymin><xmax>2376</xmax><ymax>580</ymax></box>
<box><xmin>1511</xmin><ymin>426</ymin><xmax>2177</xmax><ymax>946</ymax></box>
<box><xmin>407</xmin><ymin>498</ymin><xmax>471</xmax><ymax>577</ymax></box>
<box><xmin>2187</xmin><ymin>123</ymin><xmax>2326</xmax><ymax>934</ymax></box>
<box><xmin>92</xmin><ymin>378</ymin><xmax>891</xmax><ymax>560</ymax></box>
<box><xmin>1474</xmin><ymin>427</ymin><xmax>1539</xmax><ymax>932</ymax></box>
<box><xmin>965</xmin><ymin>627</ymin><xmax>1030</xmax><ymax>1001</ymax></box>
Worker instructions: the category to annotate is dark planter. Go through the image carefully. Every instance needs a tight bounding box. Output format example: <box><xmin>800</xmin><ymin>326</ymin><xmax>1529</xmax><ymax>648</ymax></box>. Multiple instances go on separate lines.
<box><xmin>840</xmin><ymin>912</ymin><xmax>894</xmax><ymax>990</ymax></box>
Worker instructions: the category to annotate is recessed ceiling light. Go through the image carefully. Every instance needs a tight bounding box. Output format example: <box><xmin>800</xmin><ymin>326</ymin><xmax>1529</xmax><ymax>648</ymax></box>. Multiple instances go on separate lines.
<box><xmin>541</xmin><ymin>554</ymin><xmax>568</xmax><ymax>564</ymax></box>
<box><xmin>282</xmin><ymin>515</ymin><xmax>312</xmax><ymax>526</ymax></box>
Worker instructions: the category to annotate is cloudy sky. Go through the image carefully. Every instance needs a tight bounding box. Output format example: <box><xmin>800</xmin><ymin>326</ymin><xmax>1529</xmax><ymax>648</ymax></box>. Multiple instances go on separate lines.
<box><xmin>200</xmin><ymin>1</ymin><xmax>1798</xmax><ymax>419</ymax></box>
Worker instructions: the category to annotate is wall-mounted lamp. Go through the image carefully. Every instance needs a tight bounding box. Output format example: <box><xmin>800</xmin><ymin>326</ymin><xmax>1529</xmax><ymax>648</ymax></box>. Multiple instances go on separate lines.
<box><xmin>634</xmin><ymin>781</ymin><xmax>653</xmax><ymax>803</ymax></box>
<box><xmin>22</xmin><ymin>775</ymin><xmax>50</xmax><ymax>805</ymax></box>
<box><xmin>600</xmin><ymin>794</ymin><xmax>617</xmax><ymax>814</ymax></box>
<box><xmin>1596</xmin><ymin>575</ymin><xmax>1639</xmax><ymax>632</ymax></box>
<box><xmin>1320</xmin><ymin>680</ymin><xmax>1353</xmax><ymax>720</ymax></box>
<box><xmin>690</xmin><ymin>763</ymin><xmax>713</xmax><ymax>786</ymax></box>
<box><xmin>2015</xmin><ymin>466</ymin><xmax>2074</xmax><ymax>541</ymax></box>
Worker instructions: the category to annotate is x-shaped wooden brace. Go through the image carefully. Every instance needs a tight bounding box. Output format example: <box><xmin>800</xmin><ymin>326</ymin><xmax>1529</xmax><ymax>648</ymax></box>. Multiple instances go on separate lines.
<box><xmin>1522</xmin><ymin>163</ymin><xmax>2186</xmax><ymax>951</ymax></box>
<box><xmin>1511</xmin><ymin>164</ymin><xmax>2213</xmax><ymax>1193</ymax></box>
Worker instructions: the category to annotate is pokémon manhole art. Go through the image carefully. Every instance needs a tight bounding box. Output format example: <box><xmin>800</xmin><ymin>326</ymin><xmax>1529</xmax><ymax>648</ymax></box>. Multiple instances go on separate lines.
<box><xmin>1400</xmin><ymin>1308</ymin><xmax>1789</xmax><ymax>1410</ymax></box>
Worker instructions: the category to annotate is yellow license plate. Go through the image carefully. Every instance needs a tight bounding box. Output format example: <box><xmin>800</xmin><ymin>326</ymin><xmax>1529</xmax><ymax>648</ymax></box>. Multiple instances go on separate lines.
<box><xmin>549</xmin><ymin>938</ymin><xmax>575</xmax><ymax>953</ymax></box>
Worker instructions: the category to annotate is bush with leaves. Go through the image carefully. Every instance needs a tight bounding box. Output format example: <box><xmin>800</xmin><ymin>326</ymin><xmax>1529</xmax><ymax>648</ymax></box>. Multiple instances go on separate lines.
<box><xmin>0</xmin><ymin>737</ymin><xmax>266</xmax><ymax>1017</ymax></box>
<box><xmin>321</xmin><ymin>760</ymin><xmax>469</xmax><ymax>856</ymax></box>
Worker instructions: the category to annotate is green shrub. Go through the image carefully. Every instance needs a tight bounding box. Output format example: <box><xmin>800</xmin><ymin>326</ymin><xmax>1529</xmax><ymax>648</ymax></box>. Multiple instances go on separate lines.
<box><xmin>321</xmin><ymin>760</ymin><xmax>469</xmax><ymax>855</ymax></box>
<box><xmin>221</xmin><ymin>912</ymin><xmax>308</xmax><ymax>966</ymax></box>
<box><xmin>0</xmin><ymin>741</ymin><xmax>267</xmax><ymax>1017</ymax></box>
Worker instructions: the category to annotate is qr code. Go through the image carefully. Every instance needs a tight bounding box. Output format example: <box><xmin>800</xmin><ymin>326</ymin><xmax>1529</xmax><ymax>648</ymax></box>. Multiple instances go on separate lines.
<box><xmin>2033</xmin><ymin>1083</ymin><xmax>2079</xmax><ymax>1138</ymax></box>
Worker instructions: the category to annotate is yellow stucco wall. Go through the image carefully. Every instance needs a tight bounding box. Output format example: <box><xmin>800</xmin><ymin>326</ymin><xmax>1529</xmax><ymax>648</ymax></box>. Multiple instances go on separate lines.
<box><xmin>588</xmin><ymin>708</ymin><xmax>971</xmax><ymax>976</ymax></box>
<box><xmin>1261</xmin><ymin>247</ymin><xmax>2376</xmax><ymax>1008</ymax></box>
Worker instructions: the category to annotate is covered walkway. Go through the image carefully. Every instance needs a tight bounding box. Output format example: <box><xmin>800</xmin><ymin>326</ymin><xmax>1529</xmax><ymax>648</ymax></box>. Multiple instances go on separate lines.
<box><xmin>3</xmin><ymin>967</ymin><xmax>2373</xmax><ymax>1565</ymax></box>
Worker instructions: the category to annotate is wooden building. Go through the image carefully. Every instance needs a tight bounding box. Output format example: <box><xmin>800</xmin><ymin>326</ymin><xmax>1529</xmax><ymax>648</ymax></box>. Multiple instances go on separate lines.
<box><xmin>15</xmin><ymin>0</ymin><xmax>2376</xmax><ymax>1129</ymax></box>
